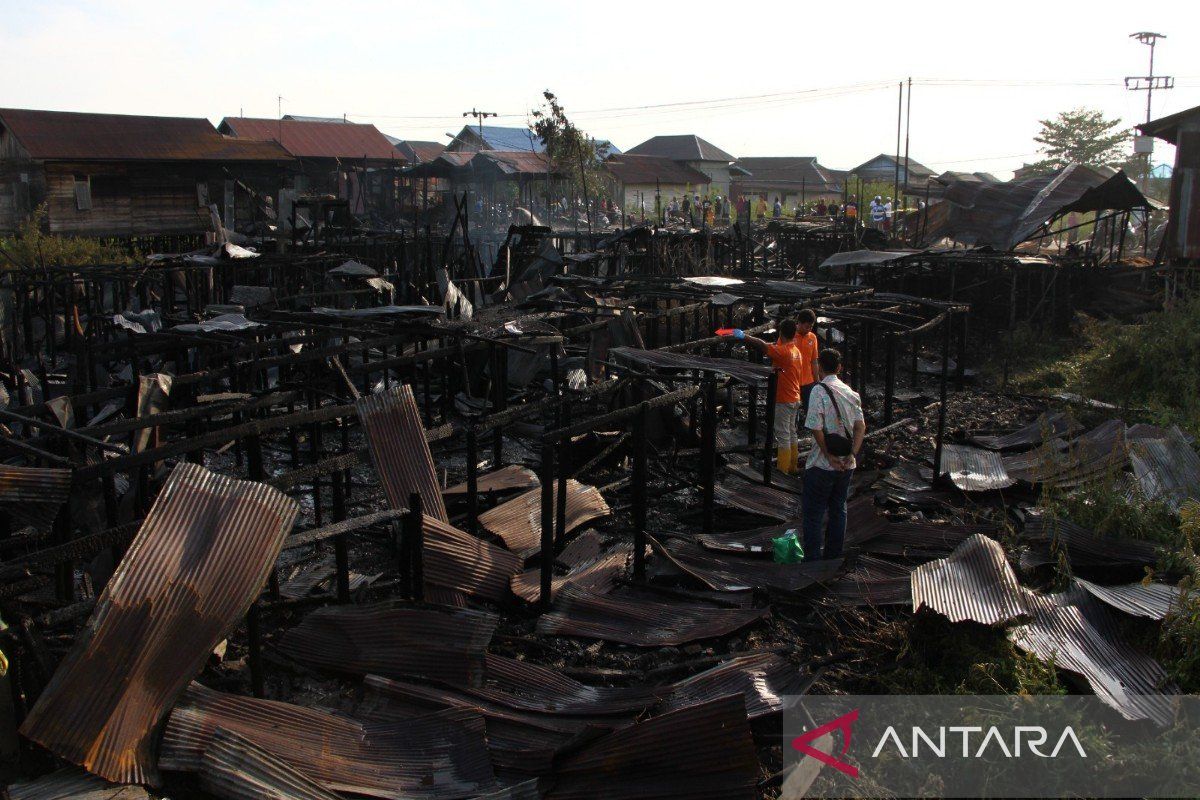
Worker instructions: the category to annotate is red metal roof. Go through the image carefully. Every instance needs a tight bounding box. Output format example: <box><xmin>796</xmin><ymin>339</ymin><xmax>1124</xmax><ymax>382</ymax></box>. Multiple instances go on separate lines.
<box><xmin>0</xmin><ymin>108</ymin><xmax>292</xmax><ymax>162</ymax></box>
<box><xmin>604</xmin><ymin>154</ymin><xmax>711</xmax><ymax>186</ymax></box>
<box><xmin>220</xmin><ymin>117</ymin><xmax>401</xmax><ymax>161</ymax></box>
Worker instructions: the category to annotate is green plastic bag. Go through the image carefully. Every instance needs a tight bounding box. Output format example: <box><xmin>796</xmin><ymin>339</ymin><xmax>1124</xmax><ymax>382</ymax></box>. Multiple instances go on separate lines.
<box><xmin>772</xmin><ymin>529</ymin><xmax>805</xmax><ymax>564</ymax></box>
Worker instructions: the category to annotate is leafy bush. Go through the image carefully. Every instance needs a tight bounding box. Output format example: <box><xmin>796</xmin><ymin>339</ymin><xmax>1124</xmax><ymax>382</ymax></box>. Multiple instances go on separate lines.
<box><xmin>0</xmin><ymin>207</ymin><xmax>132</xmax><ymax>269</ymax></box>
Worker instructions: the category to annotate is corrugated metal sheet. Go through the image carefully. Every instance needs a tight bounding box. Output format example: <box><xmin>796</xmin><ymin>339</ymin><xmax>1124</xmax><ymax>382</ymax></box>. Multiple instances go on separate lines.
<box><xmin>471</xmin><ymin>782</ymin><xmax>541</xmax><ymax>800</ymax></box>
<box><xmin>359</xmin><ymin>674</ymin><xmax>624</xmax><ymax>776</ymax></box>
<box><xmin>970</xmin><ymin>412</ymin><xmax>1083</xmax><ymax>451</ymax></box>
<box><xmin>537</xmin><ymin>585</ymin><xmax>769</xmax><ymax>646</ymax></box>
<box><xmin>1128</xmin><ymin>426</ymin><xmax>1200</xmax><ymax>511</ymax></box>
<box><xmin>357</xmin><ymin>385</ymin><xmax>449</xmax><ymax>523</ymax></box>
<box><xmin>160</xmin><ymin>683</ymin><xmax>498</xmax><ymax>799</ymax></box>
<box><xmin>510</xmin><ymin>533</ymin><xmax>629</xmax><ymax>603</ymax></box>
<box><xmin>1074</xmin><ymin>577</ymin><xmax>1179</xmax><ymax>620</ymax></box>
<box><xmin>545</xmin><ymin>695</ymin><xmax>759</xmax><ymax>800</ymax></box>
<box><xmin>910</xmin><ymin>534</ymin><xmax>1030</xmax><ymax>625</ymax></box>
<box><xmin>423</xmin><ymin>515</ymin><xmax>522</xmax><ymax>602</ymax></box>
<box><xmin>20</xmin><ymin>462</ymin><xmax>297</xmax><ymax>786</ymax></box>
<box><xmin>0</xmin><ymin>464</ymin><xmax>73</xmax><ymax>504</ymax></box>
<box><xmin>273</xmin><ymin>602</ymin><xmax>498</xmax><ymax>685</ymax></box>
<box><xmin>821</xmin><ymin>556</ymin><xmax>915</xmax><ymax>607</ymax></box>
<box><xmin>604</xmin><ymin>154</ymin><xmax>712</xmax><ymax>187</ymax></box>
<box><xmin>0</xmin><ymin>108</ymin><xmax>293</xmax><ymax>162</ymax></box>
<box><xmin>5</xmin><ymin>768</ymin><xmax>148</xmax><ymax>800</ymax></box>
<box><xmin>1003</xmin><ymin>420</ymin><xmax>1128</xmax><ymax>488</ymax></box>
<box><xmin>697</xmin><ymin>498</ymin><xmax>887</xmax><ymax>554</ymax></box>
<box><xmin>474</xmin><ymin>654</ymin><xmax>657</xmax><ymax>715</ymax></box>
<box><xmin>611</xmin><ymin>347</ymin><xmax>772</xmax><ymax>387</ymax></box>
<box><xmin>199</xmin><ymin>728</ymin><xmax>340</xmax><ymax>800</ymax></box>
<box><xmin>938</xmin><ymin>444</ymin><xmax>1015</xmax><ymax>491</ymax></box>
<box><xmin>1020</xmin><ymin>513</ymin><xmax>1158</xmax><ymax>573</ymax></box>
<box><xmin>714</xmin><ymin>479</ymin><xmax>801</xmax><ymax>521</ymax></box>
<box><xmin>442</xmin><ymin>464</ymin><xmax>539</xmax><ymax>497</ymax></box>
<box><xmin>1010</xmin><ymin>587</ymin><xmax>1179</xmax><ymax>726</ymax></box>
<box><xmin>479</xmin><ymin>480</ymin><xmax>610</xmax><ymax>560</ymax></box>
<box><xmin>648</xmin><ymin>534</ymin><xmax>844</xmax><ymax>593</ymax></box>
<box><xmin>660</xmin><ymin>653</ymin><xmax>804</xmax><ymax>720</ymax></box>
<box><xmin>220</xmin><ymin>117</ymin><xmax>399</xmax><ymax>161</ymax></box>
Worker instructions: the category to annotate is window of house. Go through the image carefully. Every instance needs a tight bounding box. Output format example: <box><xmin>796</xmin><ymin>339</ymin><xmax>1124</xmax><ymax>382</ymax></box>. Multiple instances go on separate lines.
<box><xmin>73</xmin><ymin>174</ymin><xmax>92</xmax><ymax>210</ymax></box>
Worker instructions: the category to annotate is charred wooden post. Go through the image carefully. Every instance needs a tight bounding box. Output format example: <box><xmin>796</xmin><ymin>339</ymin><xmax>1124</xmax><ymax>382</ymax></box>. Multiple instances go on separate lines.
<box><xmin>932</xmin><ymin>315</ymin><xmax>953</xmax><ymax>485</ymax></box>
<box><xmin>246</xmin><ymin>601</ymin><xmax>264</xmax><ymax>698</ymax></box>
<box><xmin>884</xmin><ymin>332</ymin><xmax>897</xmax><ymax>424</ymax></box>
<box><xmin>465</xmin><ymin>424</ymin><xmax>480</xmax><ymax>535</ymax></box>
<box><xmin>539</xmin><ymin>441</ymin><xmax>556</xmax><ymax>611</ymax></box>
<box><xmin>700</xmin><ymin>375</ymin><xmax>717</xmax><ymax>538</ymax></box>
<box><xmin>631</xmin><ymin>400</ymin><xmax>648</xmax><ymax>581</ymax></box>
<box><xmin>490</xmin><ymin>345</ymin><xmax>506</xmax><ymax>467</ymax></box>
<box><xmin>331</xmin><ymin>469</ymin><xmax>350</xmax><ymax>603</ymax></box>
<box><xmin>555</xmin><ymin>402</ymin><xmax>570</xmax><ymax>547</ymax></box>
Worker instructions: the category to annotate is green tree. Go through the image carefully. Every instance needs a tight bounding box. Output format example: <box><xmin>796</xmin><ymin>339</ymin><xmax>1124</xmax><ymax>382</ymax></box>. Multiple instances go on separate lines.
<box><xmin>1028</xmin><ymin>108</ymin><xmax>1130</xmax><ymax>174</ymax></box>
<box><xmin>529</xmin><ymin>91</ymin><xmax>607</xmax><ymax>209</ymax></box>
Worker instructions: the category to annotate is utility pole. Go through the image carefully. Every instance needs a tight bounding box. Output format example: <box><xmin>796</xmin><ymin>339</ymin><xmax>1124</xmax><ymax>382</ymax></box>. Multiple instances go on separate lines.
<box><xmin>1126</xmin><ymin>32</ymin><xmax>1173</xmax><ymax>191</ymax></box>
<box><xmin>462</xmin><ymin>108</ymin><xmax>498</xmax><ymax>151</ymax></box>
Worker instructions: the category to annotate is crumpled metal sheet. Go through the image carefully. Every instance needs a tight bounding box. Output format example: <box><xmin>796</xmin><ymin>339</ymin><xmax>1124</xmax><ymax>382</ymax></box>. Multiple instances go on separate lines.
<box><xmin>0</xmin><ymin>463</ymin><xmax>73</xmax><ymax>530</ymax></box>
<box><xmin>821</xmin><ymin>555</ymin><xmax>915</xmax><ymax>607</ymax></box>
<box><xmin>442</xmin><ymin>464</ymin><xmax>540</xmax><ymax>497</ymax></box>
<box><xmin>160</xmin><ymin>683</ymin><xmax>499</xmax><ymax>799</ymax></box>
<box><xmin>423</xmin><ymin>515</ymin><xmax>522</xmax><ymax>602</ymax></box>
<box><xmin>1128</xmin><ymin>426</ymin><xmax>1200</xmax><ymax>511</ymax></box>
<box><xmin>1003</xmin><ymin>420</ymin><xmax>1128</xmax><ymax>488</ymax></box>
<box><xmin>19</xmin><ymin>462</ymin><xmax>297</xmax><ymax>785</ymax></box>
<box><xmin>173</xmin><ymin>313</ymin><xmax>264</xmax><ymax>333</ymax></box>
<box><xmin>273</xmin><ymin>602</ymin><xmax>498</xmax><ymax>685</ymax></box>
<box><xmin>697</xmin><ymin>498</ymin><xmax>887</xmax><ymax>554</ymax></box>
<box><xmin>659</xmin><ymin>652</ymin><xmax>805</xmax><ymax>720</ymax></box>
<box><xmin>357</xmin><ymin>384</ymin><xmax>449</xmax><ymax>523</ymax></box>
<box><xmin>1010</xmin><ymin>586</ymin><xmax>1180</xmax><ymax>726</ymax></box>
<box><xmin>199</xmin><ymin>728</ymin><xmax>340</xmax><ymax>800</ymax></box>
<box><xmin>511</xmin><ymin>532</ymin><xmax>629</xmax><ymax>603</ymax></box>
<box><xmin>648</xmin><ymin>533</ymin><xmax>844</xmax><ymax>593</ymax></box>
<box><xmin>969</xmin><ymin>412</ymin><xmax>1082</xmax><ymax>451</ymax></box>
<box><xmin>546</xmin><ymin>695</ymin><xmax>759</xmax><ymax>800</ymax></box>
<box><xmin>938</xmin><ymin>444</ymin><xmax>1015</xmax><ymax>491</ymax></box>
<box><xmin>479</xmin><ymin>480</ymin><xmax>610</xmax><ymax>559</ymax></box>
<box><xmin>910</xmin><ymin>534</ymin><xmax>1029</xmax><ymax>625</ymax></box>
<box><xmin>714</xmin><ymin>479</ymin><xmax>801</xmax><ymax>521</ymax></box>
<box><xmin>5</xmin><ymin>768</ymin><xmax>149</xmax><ymax>800</ymax></box>
<box><xmin>537</xmin><ymin>585</ymin><xmax>769</xmax><ymax>646</ymax></box>
<box><xmin>1074</xmin><ymin>577</ymin><xmax>1179</xmax><ymax>620</ymax></box>
<box><xmin>1019</xmin><ymin>512</ymin><xmax>1158</xmax><ymax>574</ymax></box>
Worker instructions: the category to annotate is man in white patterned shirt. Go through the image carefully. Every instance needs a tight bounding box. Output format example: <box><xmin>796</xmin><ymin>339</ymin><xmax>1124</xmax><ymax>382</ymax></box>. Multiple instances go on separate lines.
<box><xmin>802</xmin><ymin>348</ymin><xmax>866</xmax><ymax>560</ymax></box>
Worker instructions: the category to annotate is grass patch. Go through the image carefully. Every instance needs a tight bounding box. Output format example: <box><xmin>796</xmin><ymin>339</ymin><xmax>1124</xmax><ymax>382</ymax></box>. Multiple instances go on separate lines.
<box><xmin>0</xmin><ymin>208</ymin><xmax>133</xmax><ymax>269</ymax></box>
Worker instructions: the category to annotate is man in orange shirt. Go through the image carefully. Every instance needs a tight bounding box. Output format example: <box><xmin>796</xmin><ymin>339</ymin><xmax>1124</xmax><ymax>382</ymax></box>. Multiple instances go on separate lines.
<box><xmin>728</xmin><ymin>319</ymin><xmax>805</xmax><ymax>474</ymax></box>
<box><xmin>794</xmin><ymin>308</ymin><xmax>820</xmax><ymax>412</ymax></box>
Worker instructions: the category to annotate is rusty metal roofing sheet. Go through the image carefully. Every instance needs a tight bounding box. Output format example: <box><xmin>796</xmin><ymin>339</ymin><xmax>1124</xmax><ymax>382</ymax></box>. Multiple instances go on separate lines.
<box><xmin>511</xmin><ymin>533</ymin><xmax>629</xmax><ymax>603</ymax></box>
<box><xmin>660</xmin><ymin>653</ymin><xmax>804</xmax><ymax>721</ymax></box>
<box><xmin>5</xmin><ymin>768</ymin><xmax>149</xmax><ymax>800</ymax></box>
<box><xmin>821</xmin><ymin>555</ymin><xmax>915</xmax><ymax>607</ymax></box>
<box><xmin>1074</xmin><ymin>577</ymin><xmax>1179</xmax><ymax>620</ymax></box>
<box><xmin>0</xmin><ymin>108</ymin><xmax>293</xmax><ymax>162</ymax></box>
<box><xmin>161</xmin><ymin>683</ymin><xmax>498</xmax><ymax>799</ymax></box>
<box><xmin>714</xmin><ymin>478</ymin><xmax>801</xmax><ymax>521</ymax></box>
<box><xmin>910</xmin><ymin>534</ymin><xmax>1030</xmax><ymax>625</ymax></box>
<box><xmin>479</xmin><ymin>480</ymin><xmax>610</xmax><ymax>560</ymax></box>
<box><xmin>423</xmin><ymin>515</ymin><xmax>522</xmax><ymax>602</ymax></box>
<box><xmin>442</xmin><ymin>464</ymin><xmax>540</xmax><ymax>497</ymax></box>
<box><xmin>545</xmin><ymin>695</ymin><xmax>759</xmax><ymax>800</ymax></box>
<box><xmin>358</xmin><ymin>674</ymin><xmax>626</xmax><ymax>776</ymax></box>
<box><xmin>273</xmin><ymin>602</ymin><xmax>498</xmax><ymax>685</ymax></box>
<box><xmin>199</xmin><ymin>728</ymin><xmax>340</xmax><ymax>800</ymax></box>
<box><xmin>970</xmin><ymin>412</ymin><xmax>1083</xmax><ymax>451</ymax></box>
<box><xmin>357</xmin><ymin>385</ymin><xmax>448</xmax><ymax>523</ymax></box>
<box><xmin>1003</xmin><ymin>420</ymin><xmax>1128</xmax><ymax>488</ymax></box>
<box><xmin>19</xmin><ymin>462</ymin><xmax>297</xmax><ymax>785</ymax></box>
<box><xmin>938</xmin><ymin>444</ymin><xmax>1015</xmax><ymax>491</ymax></box>
<box><xmin>1019</xmin><ymin>513</ymin><xmax>1159</xmax><ymax>574</ymax></box>
<box><xmin>220</xmin><ymin>117</ymin><xmax>399</xmax><ymax>161</ymax></box>
<box><xmin>611</xmin><ymin>347</ymin><xmax>772</xmax><ymax>386</ymax></box>
<box><xmin>0</xmin><ymin>464</ymin><xmax>72</xmax><ymax>504</ymax></box>
<box><xmin>474</xmin><ymin>654</ymin><xmax>658</xmax><ymax>715</ymax></box>
<box><xmin>648</xmin><ymin>534</ymin><xmax>844</xmax><ymax>593</ymax></box>
<box><xmin>537</xmin><ymin>585</ymin><xmax>769</xmax><ymax>646</ymax></box>
<box><xmin>1009</xmin><ymin>587</ymin><xmax>1179</xmax><ymax>726</ymax></box>
<box><xmin>1128</xmin><ymin>426</ymin><xmax>1200</xmax><ymax>511</ymax></box>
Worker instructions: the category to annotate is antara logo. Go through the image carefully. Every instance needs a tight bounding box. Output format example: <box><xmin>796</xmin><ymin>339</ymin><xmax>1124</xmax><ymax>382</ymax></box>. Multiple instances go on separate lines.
<box><xmin>792</xmin><ymin>711</ymin><xmax>1088</xmax><ymax>779</ymax></box>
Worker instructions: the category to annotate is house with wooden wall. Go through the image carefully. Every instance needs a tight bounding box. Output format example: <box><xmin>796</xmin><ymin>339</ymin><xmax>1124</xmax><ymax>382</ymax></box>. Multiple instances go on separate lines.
<box><xmin>218</xmin><ymin>117</ymin><xmax>404</xmax><ymax>220</ymax></box>
<box><xmin>0</xmin><ymin>108</ymin><xmax>293</xmax><ymax>236</ymax></box>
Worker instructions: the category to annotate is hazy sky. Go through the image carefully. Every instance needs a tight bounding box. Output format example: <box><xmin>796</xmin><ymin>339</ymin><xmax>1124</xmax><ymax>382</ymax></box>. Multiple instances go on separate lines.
<box><xmin>3</xmin><ymin>0</ymin><xmax>1197</xmax><ymax>178</ymax></box>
